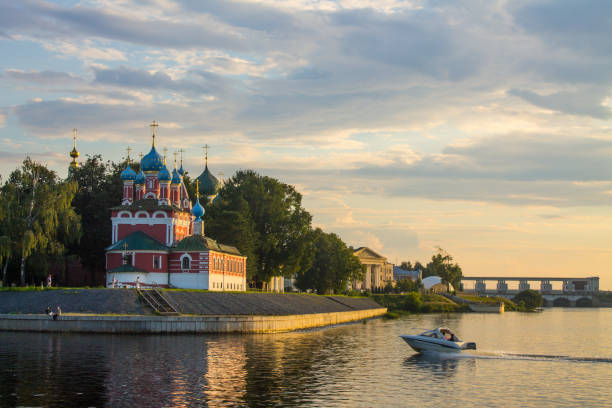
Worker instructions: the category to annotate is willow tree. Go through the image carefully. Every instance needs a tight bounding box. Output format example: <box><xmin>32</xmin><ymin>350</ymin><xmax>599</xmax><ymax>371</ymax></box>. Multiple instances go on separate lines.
<box><xmin>0</xmin><ymin>158</ymin><xmax>81</xmax><ymax>286</ymax></box>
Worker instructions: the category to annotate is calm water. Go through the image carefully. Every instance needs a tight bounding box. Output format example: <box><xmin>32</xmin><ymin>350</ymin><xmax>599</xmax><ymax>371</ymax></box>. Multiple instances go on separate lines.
<box><xmin>1</xmin><ymin>308</ymin><xmax>611</xmax><ymax>407</ymax></box>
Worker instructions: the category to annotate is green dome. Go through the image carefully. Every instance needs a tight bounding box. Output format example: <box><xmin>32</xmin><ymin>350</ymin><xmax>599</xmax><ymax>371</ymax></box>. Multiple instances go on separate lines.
<box><xmin>196</xmin><ymin>165</ymin><xmax>219</xmax><ymax>196</ymax></box>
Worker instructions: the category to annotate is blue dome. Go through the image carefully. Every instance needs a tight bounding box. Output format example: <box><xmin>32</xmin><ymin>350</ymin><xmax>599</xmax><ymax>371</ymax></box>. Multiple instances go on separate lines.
<box><xmin>140</xmin><ymin>146</ymin><xmax>163</xmax><ymax>172</ymax></box>
<box><xmin>158</xmin><ymin>164</ymin><xmax>171</xmax><ymax>182</ymax></box>
<box><xmin>191</xmin><ymin>198</ymin><xmax>205</xmax><ymax>219</ymax></box>
<box><xmin>178</xmin><ymin>164</ymin><xmax>185</xmax><ymax>176</ymax></box>
<box><xmin>171</xmin><ymin>168</ymin><xmax>181</xmax><ymax>184</ymax></box>
<box><xmin>120</xmin><ymin>164</ymin><xmax>136</xmax><ymax>181</ymax></box>
<box><xmin>135</xmin><ymin>169</ymin><xmax>146</xmax><ymax>185</ymax></box>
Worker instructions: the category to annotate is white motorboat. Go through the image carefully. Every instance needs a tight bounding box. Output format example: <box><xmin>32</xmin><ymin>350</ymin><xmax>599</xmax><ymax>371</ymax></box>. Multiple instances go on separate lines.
<box><xmin>400</xmin><ymin>328</ymin><xmax>476</xmax><ymax>353</ymax></box>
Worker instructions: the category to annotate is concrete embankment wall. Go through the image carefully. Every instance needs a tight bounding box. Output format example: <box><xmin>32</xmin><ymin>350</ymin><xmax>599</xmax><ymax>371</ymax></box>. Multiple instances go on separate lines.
<box><xmin>0</xmin><ymin>289</ymin><xmax>386</xmax><ymax>333</ymax></box>
<box><xmin>0</xmin><ymin>309</ymin><xmax>385</xmax><ymax>333</ymax></box>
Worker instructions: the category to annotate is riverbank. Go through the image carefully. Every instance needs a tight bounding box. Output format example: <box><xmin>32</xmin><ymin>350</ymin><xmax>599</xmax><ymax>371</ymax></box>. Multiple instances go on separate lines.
<box><xmin>372</xmin><ymin>292</ymin><xmax>522</xmax><ymax>315</ymax></box>
<box><xmin>0</xmin><ymin>288</ymin><xmax>386</xmax><ymax>333</ymax></box>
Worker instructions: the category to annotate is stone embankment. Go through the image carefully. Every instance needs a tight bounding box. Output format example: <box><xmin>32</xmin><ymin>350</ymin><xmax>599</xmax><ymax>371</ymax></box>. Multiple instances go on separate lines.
<box><xmin>0</xmin><ymin>289</ymin><xmax>386</xmax><ymax>333</ymax></box>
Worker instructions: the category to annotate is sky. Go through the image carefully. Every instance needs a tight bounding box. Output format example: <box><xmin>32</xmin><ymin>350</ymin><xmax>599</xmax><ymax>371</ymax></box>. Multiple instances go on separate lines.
<box><xmin>1</xmin><ymin>0</ymin><xmax>611</xmax><ymax>289</ymax></box>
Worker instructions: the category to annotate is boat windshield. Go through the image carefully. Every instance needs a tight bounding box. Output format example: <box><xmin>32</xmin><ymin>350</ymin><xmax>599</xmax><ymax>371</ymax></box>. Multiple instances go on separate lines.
<box><xmin>439</xmin><ymin>329</ymin><xmax>460</xmax><ymax>342</ymax></box>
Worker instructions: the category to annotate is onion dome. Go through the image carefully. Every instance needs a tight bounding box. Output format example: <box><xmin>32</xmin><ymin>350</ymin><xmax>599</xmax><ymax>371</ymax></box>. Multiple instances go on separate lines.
<box><xmin>196</xmin><ymin>164</ymin><xmax>219</xmax><ymax>196</ymax></box>
<box><xmin>120</xmin><ymin>164</ymin><xmax>137</xmax><ymax>181</ymax></box>
<box><xmin>178</xmin><ymin>163</ymin><xmax>185</xmax><ymax>176</ymax></box>
<box><xmin>191</xmin><ymin>198</ymin><xmax>204</xmax><ymax>220</ymax></box>
<box><xmin>171</xmin><ymin>167</ymin><xmax>181</xmax><ymax>184</ymax></box>
<box><xmin>140</xmin><ymin>146</ymin><xmax>163</xmax><ymax>172</ymax></box>
<box><xmin>69</xmin><ymin>128</ymin><xmax>79</xmax><ymax>170</ymax></box>
<box><xmin>135</xmin><ymin>169</ymin><xmax>146</xmax><ymax>185</ymax></box>
<box><xmin>158</xmin><ymin>163</ymin><xmax>171</xmax><ymax>182</ymax></box>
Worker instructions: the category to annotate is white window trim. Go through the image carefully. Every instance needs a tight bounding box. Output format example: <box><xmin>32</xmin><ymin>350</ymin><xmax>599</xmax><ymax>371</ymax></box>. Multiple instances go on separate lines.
<box><xmin>180</xmin><ymin>253</ymin><xmax>192</xmax><ymax>270</ymax></box>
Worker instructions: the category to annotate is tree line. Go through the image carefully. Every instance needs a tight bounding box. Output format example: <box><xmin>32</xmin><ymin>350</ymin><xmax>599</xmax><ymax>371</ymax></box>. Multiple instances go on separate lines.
<box><xmin>399</xmin><ymin>247</ymin><xmax>463</xmax><ymax>292</ymax></box>
<box><xmin>0</xmin><ymin>157</ymin><xmax>364</xmax><ymax>293</ymax></box>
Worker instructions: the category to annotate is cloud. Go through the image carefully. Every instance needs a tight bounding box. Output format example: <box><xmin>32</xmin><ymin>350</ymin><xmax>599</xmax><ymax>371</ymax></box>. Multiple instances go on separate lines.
<box><xmin>4</xmin><ymin>69</ymin><xmax>84</xmax><ymax>86</ymax></box>
<box><xmin>508</xmin><ymin>88</ymin><xmax>611</xmax><ymax>119</ymax></box>
<box><xmin>513</xmin><ymin>0</ymin><xmax>612</xmax><ymax>55</ymax></box>
<box><xmin>0</xmin><ymin>0</ymin><xmax>272</xmax><ymax>52</ymax></box>
<box><xmin>92</xmin><ymin>66</ymin><xmax>212</xmax><ymax>96</ymax></box>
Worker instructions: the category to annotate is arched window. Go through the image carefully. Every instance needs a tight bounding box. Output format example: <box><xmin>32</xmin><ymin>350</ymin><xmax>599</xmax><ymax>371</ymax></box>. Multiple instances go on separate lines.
<box><xmin>181</xmin><ymin>254</ymin><xmax>191</xmax><ymax>270</ymax></box>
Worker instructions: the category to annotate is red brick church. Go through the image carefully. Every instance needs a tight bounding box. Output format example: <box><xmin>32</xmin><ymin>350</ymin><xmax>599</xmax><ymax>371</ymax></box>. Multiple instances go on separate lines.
<box><xmin>104</xmin><ymin>123</ymin><xmax>246</xmax><ymax>290</ymax></box>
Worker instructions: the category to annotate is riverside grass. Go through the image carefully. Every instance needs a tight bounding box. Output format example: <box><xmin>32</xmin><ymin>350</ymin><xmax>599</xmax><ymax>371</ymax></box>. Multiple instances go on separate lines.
<box><xmin>371</xmin><ymin>292</ymin><xmax>522</xmax><ymax>313</ymax></box>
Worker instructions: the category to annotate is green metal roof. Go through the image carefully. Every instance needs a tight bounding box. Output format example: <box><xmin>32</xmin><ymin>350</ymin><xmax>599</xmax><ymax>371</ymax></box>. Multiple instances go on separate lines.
<box><xmin>108</xmin><ymin>264</ymin><xmax>148</xmax><ymax>273</ymax></box>
<box><xmin>173</xmin><ymin>234</ymin><xmax>241</xmax><ymax>255</ymax></box>
<box><xmin>106</xmin><ymin>231</ymin><xmax>170</xmax><ymax>251</ymax></box>
<box><xmin>196</xmin><ymin>165</ymin><xmax>220</xmax><ymax>196</ymax></box>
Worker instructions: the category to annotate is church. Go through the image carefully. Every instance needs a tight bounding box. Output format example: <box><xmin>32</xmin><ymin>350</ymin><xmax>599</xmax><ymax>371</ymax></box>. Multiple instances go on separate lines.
<box><xmin>101</xmin><ymin>123</ymin><xmax>247</xmax><ymax>290</ymax></box>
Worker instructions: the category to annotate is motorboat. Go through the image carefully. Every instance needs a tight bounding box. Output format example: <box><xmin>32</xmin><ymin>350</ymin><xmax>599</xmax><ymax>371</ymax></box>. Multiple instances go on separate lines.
<box><xmin>400</xmin><ymin>328</ymin><xmax>476</xmax><ymax>353</ymax></box>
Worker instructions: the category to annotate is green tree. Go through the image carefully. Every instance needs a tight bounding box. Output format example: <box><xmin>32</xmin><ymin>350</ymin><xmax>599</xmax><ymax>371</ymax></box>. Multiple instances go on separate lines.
<box><xmin>513</xmin><ymin>289</ymin><xmax>543</xmax><ymax>310</ymax></box>
<box><xmin>206</xmin><ymin>170</ymin><xmax>313</xmax><ymax>286</ymax></box>
<box><xmin>1</xmin><ymin>158</ymin><xmax>81</xmax><ymax>285</ymax></box>
<box><xmin>400</xmin><ymin>261</ymin><xmax>413</xmax><ymax>270</ymax></box>
<box><xmin>424</xmin><ymin>247</ymin><xmax>463</xmax><ymax>292</ymax></box>
<box><xmin>396</xmin><ymin>278</ymin><xmax>422</xmax><ymax>293</ymax></box>
<box><xmin>68</xmin><ymin>155</ymin><xmax>123</xmax><ymax>280</ymax></box>
<box><xmin>295</xmin><ymin>228</ymin><xmax>364</xmax><ymax>294</ymax></box>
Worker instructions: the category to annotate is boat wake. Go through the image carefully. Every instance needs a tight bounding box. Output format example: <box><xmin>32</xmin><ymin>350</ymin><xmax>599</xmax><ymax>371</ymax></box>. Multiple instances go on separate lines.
<box><xmin>428</xmin><ymin>350</ymin><xmax>612</xmax><ymax>364</ymax></box>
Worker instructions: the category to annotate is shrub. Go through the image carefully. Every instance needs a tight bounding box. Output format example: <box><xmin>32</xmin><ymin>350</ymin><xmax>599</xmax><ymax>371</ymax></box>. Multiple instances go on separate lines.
<box><xmin>513</xmin><ymin>290</ymin><xmax>543</xmax><ymax>310</ymax></box>
<box><xmin>403</xmin><ymin>292</ymin><xmax>423</xmax><ymax>312</ymax></box>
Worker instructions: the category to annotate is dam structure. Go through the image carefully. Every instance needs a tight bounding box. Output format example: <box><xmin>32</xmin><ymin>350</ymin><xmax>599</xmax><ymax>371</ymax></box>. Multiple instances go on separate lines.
<box><xmin>461</xmin><ymin>276</ymin><xmax>600</xmax><ymax>307</ymax></box>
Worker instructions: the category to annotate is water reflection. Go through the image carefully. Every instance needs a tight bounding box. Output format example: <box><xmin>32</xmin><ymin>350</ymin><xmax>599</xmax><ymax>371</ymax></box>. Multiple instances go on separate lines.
<box><xmin>1</xmin><ymin>309</ymin><xmax>611</xmax><ymax>407</ymax></box>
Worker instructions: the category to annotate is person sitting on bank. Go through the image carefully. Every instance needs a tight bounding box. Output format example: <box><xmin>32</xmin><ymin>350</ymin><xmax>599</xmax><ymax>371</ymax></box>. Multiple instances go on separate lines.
<box><xmin>53</xmin><ymin>305</ymin><xmax>61</xmax><ymax>320</ymax></box>
<box><xmin>45</xmin><ymin>306</ymin><xmax>52</xmax><ymax>316</ymax></box>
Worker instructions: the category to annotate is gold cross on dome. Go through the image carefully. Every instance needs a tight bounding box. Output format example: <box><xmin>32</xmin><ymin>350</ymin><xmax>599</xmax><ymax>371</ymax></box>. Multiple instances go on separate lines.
<box><xmin>150</xmin><ymin>120</ymin><xmax>159</xmax><ymax>146</ymax></box>
<box><xmin>178</xmin><ymin>148</ymin><xmax>185</xmax><ymax>167</ymax></box>
<box><xmin>162</xmin><ymin>147</ymin><xmax>168</xmax><ymax>164</ymax></box>
<box><xmin>202</xmin><ymin>144</ymin><xmax>210</xmax><ymax>165</ymax></box>
<box><xmin>72</xmin><ymin>128</ymin><xmax>77</xmax><ymax>147</ymax></box>
<box><xmin>173</xmin><ymin>151</ymin><xmax>178</xmax><ymax>168</ymax></box>
<box><xmin>126</xmin><ymin>146</ymin><xmax>132</xmax><ymax>163</ymax></box>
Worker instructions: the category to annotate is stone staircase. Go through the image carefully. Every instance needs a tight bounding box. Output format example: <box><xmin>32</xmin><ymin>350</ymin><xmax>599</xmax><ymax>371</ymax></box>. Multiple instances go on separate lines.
<box><xmin>138</xmin><ymin>289</ymin><xmax>179</xmax><ymax>316</ymax></box>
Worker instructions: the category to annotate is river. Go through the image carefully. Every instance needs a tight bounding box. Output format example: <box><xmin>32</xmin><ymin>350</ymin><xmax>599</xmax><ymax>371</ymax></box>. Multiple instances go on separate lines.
<box><xmin>1</xmin><ymin>308</ymin><xmax>610</xmax><ymax>407</ymax></box>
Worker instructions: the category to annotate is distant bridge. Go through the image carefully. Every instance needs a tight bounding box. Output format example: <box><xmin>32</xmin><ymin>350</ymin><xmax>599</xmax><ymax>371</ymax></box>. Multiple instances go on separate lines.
<box><xmin>460</xmin><ymin>276</ymin><xmax>600</xmax><ymax>307</ymax></box>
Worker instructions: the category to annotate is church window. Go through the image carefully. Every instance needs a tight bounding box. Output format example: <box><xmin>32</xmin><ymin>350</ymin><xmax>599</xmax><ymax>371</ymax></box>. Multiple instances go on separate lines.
<box><xmin>181</xmin><ymin>255</ymin><xmax>191</xmax><ymax>270</ymax></box>
<box><xmin>153</xmin><ymin>256</ymin><xmax>161</xmax><ymax>269</ymax></box>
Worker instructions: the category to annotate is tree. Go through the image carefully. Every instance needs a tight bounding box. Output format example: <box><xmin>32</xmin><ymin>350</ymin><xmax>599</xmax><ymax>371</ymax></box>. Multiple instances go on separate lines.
<box><xmin>68</xmin><ymin>155</ymin><xmax>123</xmax><ymax>280</ymax></box>
<box><xmin>206</xmin><ymin>170</ymin><xmax>313</xmax><ymax>286</ymax></box>
<box><xmin>396</xmin><ymin>278</ymin><xmax>422</xmax><ymax>293</ymax></box>
<box><xmin>513</xmin><ymin>289</ymin><xmax>542</xmax><ymax>310</ymax></box>
<box><xmin>399</xmin><ymin>261</ymin><xmax>413</xmax><ymax>270</ymax></box>
<box><xmin>424</xmin><ymin>247</ymin><xmax>463</xmax><ymax>292</ymax></box>
<box><xmin>0</xmin><ymin>158</ymin><xmax>81</xmax><ymax>285</ymax></box>
<box><xmin>295</xmin><ymin>228</ymin><xmax>364</xmax><ymax>294</ymax></box>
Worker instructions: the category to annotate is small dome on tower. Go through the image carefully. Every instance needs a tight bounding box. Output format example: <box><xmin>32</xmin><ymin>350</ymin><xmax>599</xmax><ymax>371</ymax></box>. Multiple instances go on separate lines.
<box><xmin>158</xmin><ymin>163</ymin><xmax>171</xmax><ymax>182</ymax></box>
<box><xmin>135</xmin><ymin>169</ymin><xmax>146</xmax><ymax>185</ymax></box>
<box><xmin>191</xmin><ymin>198</ymin><xmax>205</xmax><ymax>220</ymax></box>
<box><xmin>178</xmin><ymin>163</ymin><xmax>185</xmax><ymax>176</ymax></box>
<box><xmin>171</xmin><ymin>168</ymin><xmax>181</xmax><ymax>184</ymax></box>
<box><xmin>120</xmin><ymin>164</ymin><xmax>137</xmax><ymax>181</ymax></box>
